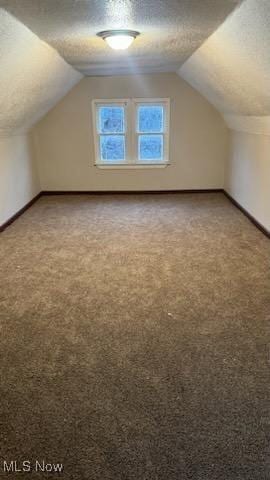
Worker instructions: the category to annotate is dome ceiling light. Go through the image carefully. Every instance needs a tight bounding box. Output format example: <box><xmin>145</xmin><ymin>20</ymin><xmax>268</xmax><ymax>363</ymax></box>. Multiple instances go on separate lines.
<box><xmin>97</xmin><ymin>30</ymin><xmax>140</xmax><ymax>50</ymax></box>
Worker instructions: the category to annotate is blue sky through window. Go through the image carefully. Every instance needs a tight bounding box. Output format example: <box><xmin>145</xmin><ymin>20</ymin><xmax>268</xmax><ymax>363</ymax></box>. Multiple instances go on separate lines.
<box><xmin>100</xmin><ymin>135</ymin><xmax>125</xmax><ymax>162</ymax></box>
<box><xmin>139</xmin><ymin>135</ymin><xmax>163</xmax><ymax>161</ymax></box>
<box><xmin>95</xmin><ymin>101</ymin><xmax>168</xmax><ymax>164</ymax></box>
<box><xmin>99</xmin><ymin>106</ymin><xmax>125</xmax><ymax>162</ymax></box>
<box><xmin>99</xmin><ymin>106</ymin><xmax>124</xmax><ymax>133</ymax></box>
<box><xmin>138</xmin><ymin>105</ymin><xmax>164</xmax><ymax>133</ymax></box>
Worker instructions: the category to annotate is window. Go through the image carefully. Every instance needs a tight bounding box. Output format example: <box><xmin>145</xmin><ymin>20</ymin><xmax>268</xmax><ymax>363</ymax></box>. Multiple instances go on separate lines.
<box><xmin>97</xmin><ymin>103</ymin><xmax>126</xmax><ymax>163</ymax></box>
<box><xmin>92</xmin><ymin>98</ymin><xmax>170</xmax><ymax>168</ymax></box>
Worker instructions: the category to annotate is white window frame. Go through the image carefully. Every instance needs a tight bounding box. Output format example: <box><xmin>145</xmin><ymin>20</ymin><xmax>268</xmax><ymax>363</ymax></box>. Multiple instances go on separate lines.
<box><xmin>92</xmin><ymin>98</ymin><xmax>170</xmax><ymax>169</ymax></box>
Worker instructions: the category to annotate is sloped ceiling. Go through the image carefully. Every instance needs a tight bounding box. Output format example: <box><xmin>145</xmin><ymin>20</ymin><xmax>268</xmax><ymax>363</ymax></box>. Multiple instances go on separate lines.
<box><xmin>1</xmin><ymin>0</ymin><xmax>241</xmax><ymax>76</ymax></box>
<box><xmin>178</xmin><ymin>0</ymin><xmax>270</xmax><ymax>116</ymax></box>
<box><xmin>224</xmin><ymin>115</ymin><xmax>270</xmax><ymax>136</ymax></box>
<box><xmin>0</xmin><ymin>8</ymin><xmax>82</xmax><ymax>136</ymax></box>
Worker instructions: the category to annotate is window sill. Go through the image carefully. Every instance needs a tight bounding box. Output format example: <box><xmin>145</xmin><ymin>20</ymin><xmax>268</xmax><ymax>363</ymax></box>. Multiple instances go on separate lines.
<box><xmin>95</xmin><ymin>163</ymin><xmax>170</xmax><ymax>170</ymax></box>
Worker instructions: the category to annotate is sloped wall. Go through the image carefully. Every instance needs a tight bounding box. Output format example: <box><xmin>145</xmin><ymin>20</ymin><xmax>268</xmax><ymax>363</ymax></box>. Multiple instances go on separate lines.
<box><xmin>0</xmin><ymin>134</ymin><xmax>40</xmax><ymax>226</ymax></box>
<box><xmin>177</xmin><ymin>0</ymin><xmax>270</xmax><ymax>233</ymax></box>
<box><xmin>0</xmin><ymin>8</ymin><xmax>82</xmax><ymax>136</ymax></box>
<box><xmin>33</xmin><ymin>73</ymin><xmax>228</xmax><ymax>191</ymax></box>
<box><xmin>225</xmin><ymin>131</ymin><xmax>270</xmax><ymax>234</ymax></box>
<box><xmin>0</xmin><ymin>8</ymin><xmax>83</xmax><ymax>227</ymax></box>
<box><xmin>178</xmin><ymin>0</ymin><xmax>270</xmax><ymax>116</ymax></box>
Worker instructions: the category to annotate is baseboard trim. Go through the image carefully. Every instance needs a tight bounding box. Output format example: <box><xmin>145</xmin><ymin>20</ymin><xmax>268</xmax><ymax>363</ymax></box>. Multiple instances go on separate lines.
<box><xmin>1</xmin><ymin>189</ymin><xmax>269</xmax><ymax>238</ymax></box>
<box><xmin>223</xmin><ymin>190</ymin><xmax>270</xmax><ymax>238</ymax></box>
<box><xmin>0</xmin><ymin>189</ymin><xmax>222</xmax><ymax>232</ymax></box>
<box><xmin>0</xmin><ymin>192</ymin><xmax>42</xmax><ymax>233</ymax></box>
<box><xmin>42</xmin><ymin>189</ymin><xmax>223</xmax><ymax>195</ymax></box>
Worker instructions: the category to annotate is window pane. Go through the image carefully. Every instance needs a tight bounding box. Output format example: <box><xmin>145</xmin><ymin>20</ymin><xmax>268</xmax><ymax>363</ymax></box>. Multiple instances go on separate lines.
<box><xmin>99</xmin><ymin>106</ymin><xmax>124</xmax><ymax>133</ymax></box>
<box><xmin>100</xmin><ymin>135</ymin><xmax>125</xmax><ymax>162</ymax></box>
<box><xmin>138</xmin><ymin>105</ymin><xmax>164</xmax><ymax>133</ymax></box>
<box><xmin>139</xmin><ymin>135</ymin><xmax>163</xmax><ymax>161</ymax></box>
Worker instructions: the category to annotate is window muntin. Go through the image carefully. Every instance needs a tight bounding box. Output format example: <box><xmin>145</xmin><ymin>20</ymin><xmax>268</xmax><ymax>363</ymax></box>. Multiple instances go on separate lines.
<box><xmin>92</xmin><ymin>98</ymin><xmax>170</xmax><ymax>166</ymax></box>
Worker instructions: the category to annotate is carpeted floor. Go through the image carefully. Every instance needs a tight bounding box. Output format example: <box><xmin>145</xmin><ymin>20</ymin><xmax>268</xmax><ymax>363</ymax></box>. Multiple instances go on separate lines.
<box><xmin>0</xmin><ymin>193</ymin><xmax>269</xmax><ymax>479</ymax></box>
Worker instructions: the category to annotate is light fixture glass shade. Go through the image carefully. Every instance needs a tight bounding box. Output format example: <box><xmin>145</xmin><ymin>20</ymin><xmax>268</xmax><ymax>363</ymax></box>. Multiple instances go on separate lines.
<box><xmin>105</xmin><ymin>34</ymin><xmax>134</xmax><ymax>50</ymax></box>
<box><xmin>97</xmin><ymin>30</ymin><xmax>140</xmax><ymax>50</ymax></box>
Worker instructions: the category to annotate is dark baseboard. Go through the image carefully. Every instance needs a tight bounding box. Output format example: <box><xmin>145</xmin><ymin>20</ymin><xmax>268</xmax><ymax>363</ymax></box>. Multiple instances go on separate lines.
<box><xmin>42</xmin><ymin>189</ymin><xmax>223</xmax><ymax>195</ymax></box>
<box><xmin>223</xmin><ymin>190</ymin><xmax>270</xmax><ymax>239</ymax></box>
<box><xmin>1</xmin><ymin>189</ymin><xmax>269</xmax><ymax>239</ymax></box>
<box><xmin>0</xmin><ymin>189</ymin><xmax>222</xmax><ymax>233</ymax></box>
<box><xmin>0</xmin><ymin>192</ymin><xmax>42</xmax><ymax>233</ymax></box>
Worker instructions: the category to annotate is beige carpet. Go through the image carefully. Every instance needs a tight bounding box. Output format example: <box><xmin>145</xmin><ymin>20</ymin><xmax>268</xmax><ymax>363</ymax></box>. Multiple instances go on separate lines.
<box><xmin>0</xmin><ymin>193</ymin><xmax>269</xmax><ymax>479</ymax></box>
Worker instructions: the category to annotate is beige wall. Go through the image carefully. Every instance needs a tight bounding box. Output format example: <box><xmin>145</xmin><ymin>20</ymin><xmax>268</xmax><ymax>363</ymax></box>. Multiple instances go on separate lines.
<box><xmin>225</xmin><ymin>130</ymin><xmax>270</xmax><ymax>233</ymax></box>
<box><xmin>34</xmin><ymin>73</ymin><xmax>228</xmax><ymax>191</ymax></box>
<box><xmin>0</xmin><ymin>134</ymin><xmax>40</xmax><ymax>226</ymax></box>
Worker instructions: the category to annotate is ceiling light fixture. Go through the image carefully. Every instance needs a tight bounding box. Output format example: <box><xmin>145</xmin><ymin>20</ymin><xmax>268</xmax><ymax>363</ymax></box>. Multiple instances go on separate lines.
<box><xmin>97</xmin><ymin>30</ymin><xmax>140</xmax><ymax>50</ymax></box>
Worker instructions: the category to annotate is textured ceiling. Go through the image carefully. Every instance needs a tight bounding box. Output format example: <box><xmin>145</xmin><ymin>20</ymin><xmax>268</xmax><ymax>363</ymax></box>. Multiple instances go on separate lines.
<box><xmin>178</xmin><ymin>0</ymin><xmax>270</xmax><ymax>116</ymax></box>
<box><xmin>0</xmin><ymin>0</ymin><xmax>241</xmax><ymax>76</ymax></box>
<box><xmin>224</xmin><ymin>115</ymin><xmax>270</xmax><ymax>135</ymax></box>
<box><xmin>0</xmin><ymin>0</ymin><xmax>267</xmax><ymax>134</ymax></box>
<box><xmin>0</xmin><ymin>8</ymin><xmax>82</xmax><ymax>135</ymax></box>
